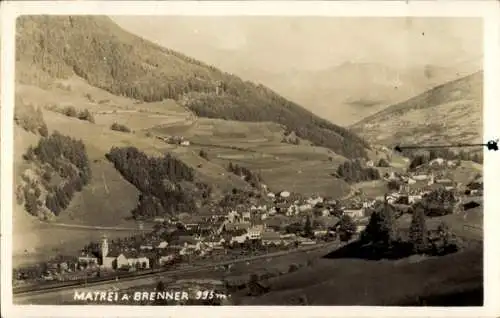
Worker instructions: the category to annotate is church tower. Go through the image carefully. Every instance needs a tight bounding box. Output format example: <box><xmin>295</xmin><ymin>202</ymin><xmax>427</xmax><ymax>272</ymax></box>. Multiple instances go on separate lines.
<box><xmin>101</xmin><ymin>235</ymin><xmax>109</xmax><ymax>258</ymax></box>
<box><xmin>428</xmin><ymin>172</ymin><xmax>435</xmax><ymax>185</ymax></box>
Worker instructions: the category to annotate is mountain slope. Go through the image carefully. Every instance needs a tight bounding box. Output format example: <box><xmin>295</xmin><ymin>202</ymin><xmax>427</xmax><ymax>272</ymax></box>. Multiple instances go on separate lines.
<box><xmin>16</xmin><ymin>15</ymin><xmax>370</xmax><ymax>159</ymax></box>
<box><xmin>350</xmin><ymin>71</ymin><xmax>483</xmax><ymax>148</ymax></box>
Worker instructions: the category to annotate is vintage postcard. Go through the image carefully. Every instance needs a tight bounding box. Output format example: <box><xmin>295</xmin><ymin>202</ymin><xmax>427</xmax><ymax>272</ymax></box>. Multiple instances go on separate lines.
<box><xmin>1</xmin><ymin>1</ymin><xmax>500</xmax><ymax>317</ymax></box>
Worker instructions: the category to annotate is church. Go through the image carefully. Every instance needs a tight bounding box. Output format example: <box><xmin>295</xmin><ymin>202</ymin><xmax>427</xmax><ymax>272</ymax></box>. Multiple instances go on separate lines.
<box><xmin>78</xmin><ymin>236</ymin><xmax>151</xmax><ymax>270</ymax></box>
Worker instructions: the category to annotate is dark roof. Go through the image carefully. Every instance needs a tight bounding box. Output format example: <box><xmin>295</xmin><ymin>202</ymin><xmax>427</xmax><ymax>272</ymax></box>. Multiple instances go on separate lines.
<box><xmin>251</xmin><ymin>219</ymin><xmax>265</xmax><ymax>226</ymax></box>
<box><xmin>79</xmin><ymin>251</ymin><xmax>100</xmax><ymax>258</ymax></box>
<box><xmin>463</xmin><ymin>196</ymin><xmax>483</xmax><ymax>205</ymax></box>
<box><xmin>261</xmin><ymin>231</ymin><xmax>280</xmax><ymax>240</ymax></box>
<box><xmin>122</xmin><ymin>250</ymin><xmax>148</xmax><ymax>259</ymax></box>
<box><xmin>171</xmin><ymin>229</ymin><xmax>195</xmax><ymax>237</ymax></box>
<box><xmin>315</xmin><ymin>216</ymin><xmax>340</xmax><ymax>228</ymax></box>
<box><xmin>169</xmin><ymin>235</ymin><xmax>197</xmax><ymax>246</ymax></box>
<box><xmin>228</xmin><ymin>229</ymin><xmax>247</xmax><ymax>237</ymax></box>
<box><xmin>50</xmin><ymin>255</ymin><xmax>78</xmax><ymax>263</ymax></box>
<box><xmin>467</xmin><ymin>181</ymin><xmax>483</xmax><ymax>190</ymax></box>
<box><xmin>264</xmin><ymin>216</ymin><xmax>288</xmax><ymax>228</ymax></box>
<box><xmin>106</xmin><ymin>250</ymin><xmax>123</xmax><ymax>258</ymax></box>
<box><xmin>224</xmin><ymin>222</ymin><xmax>251</xmax><ymax>231</ymax></box>
<box><xmin>463</xmin><ymin>201</ymin><xmax>481</xmax><ymax>211</ymax></box>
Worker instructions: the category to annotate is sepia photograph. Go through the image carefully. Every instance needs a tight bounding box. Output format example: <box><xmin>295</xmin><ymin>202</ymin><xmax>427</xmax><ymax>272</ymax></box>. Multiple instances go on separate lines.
<box><xmin>1</xmin><ymin>1</ymin><xmax>500</xmax><ymax>317</ymax></box>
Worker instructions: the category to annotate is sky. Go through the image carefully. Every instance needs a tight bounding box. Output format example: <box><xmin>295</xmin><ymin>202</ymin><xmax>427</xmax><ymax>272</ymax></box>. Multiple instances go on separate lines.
<box><xmin>111</xmin><ymin>16</ymin><xmax>483</xmax><ymax>75</ymax></box>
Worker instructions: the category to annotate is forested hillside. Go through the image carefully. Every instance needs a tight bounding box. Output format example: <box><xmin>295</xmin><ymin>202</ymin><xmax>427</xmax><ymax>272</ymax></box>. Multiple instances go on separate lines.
<box><xmin>16</xmin><ymin>15</ymin><xmax>370</xmax><ymax>159</ymax></box>
<box><xmin>105</xmin><ymin>146</ymin><xmax>212</xmax><ymax>219</ymax></box>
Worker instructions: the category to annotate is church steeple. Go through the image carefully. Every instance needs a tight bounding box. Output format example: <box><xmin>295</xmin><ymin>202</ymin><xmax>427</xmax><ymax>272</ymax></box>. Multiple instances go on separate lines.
<box><xmin>101</xmin><ymin>235</ymin><xmax>109</xmax><ymax>258</ymax></box>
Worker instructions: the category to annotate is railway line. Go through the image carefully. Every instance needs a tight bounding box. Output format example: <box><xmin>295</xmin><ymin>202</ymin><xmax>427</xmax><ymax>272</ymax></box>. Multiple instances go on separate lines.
<box><xmin>14</xmin><ymin>242</ymin><xmax>337</xmax><ymax>299</ymax></box>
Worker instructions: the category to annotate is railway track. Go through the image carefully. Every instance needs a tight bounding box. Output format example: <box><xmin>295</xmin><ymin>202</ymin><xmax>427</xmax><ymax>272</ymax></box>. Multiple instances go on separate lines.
<box><xmin>14</xmin><ymin>242</ymin><xmax>336</xmax><ymax>297</ymax></box>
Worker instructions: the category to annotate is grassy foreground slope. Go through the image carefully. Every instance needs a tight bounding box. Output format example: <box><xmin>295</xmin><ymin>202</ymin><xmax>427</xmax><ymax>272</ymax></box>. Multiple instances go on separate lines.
<box><xmin>350</xmin><ymin>71</ymin><xmax>483</xmax><ymax>150</ymax></box>
<box><xmin>16</xmin><ymin>15</ymin><xmax>370</xmax><ymax>159</ymax></box>
<box><xmin>240</xmin><ymin>248</ymin><xmax>482</xmax><ymax>305</ymax></box>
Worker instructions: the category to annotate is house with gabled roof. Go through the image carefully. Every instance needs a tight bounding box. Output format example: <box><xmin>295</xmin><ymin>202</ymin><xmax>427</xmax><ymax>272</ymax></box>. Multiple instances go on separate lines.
<box><xmin>157</xmin><ymin>248</ymin><xmax>178</xmax><ymax>266</ymax></box>
<box><xmin>222</xmin><ymin>222</ymin><xmax>251</xmax><ymax>233</ymax></box>
<box><xmin>261</xmin><ymin>230</ymin><xmax>281</xmax><ymax>245</ymax></box>
<box><xmin>78</xmin><ymin>252</ymin><xmax>99</xmax><ymax>266</ymax></box>
<box><xmin>123</xmin><ymin>250</ymin><xmax>150</xmax><ymax>269</ymax></box>
<box><xmin>102</xmin><ymin>250</ymin><xmax>128</xmax><ymax>269</ymax></box>
<box><xmin>168</xmin><ymin>235</ymin><xmax>199</xmax><ymax>248</ymax></box>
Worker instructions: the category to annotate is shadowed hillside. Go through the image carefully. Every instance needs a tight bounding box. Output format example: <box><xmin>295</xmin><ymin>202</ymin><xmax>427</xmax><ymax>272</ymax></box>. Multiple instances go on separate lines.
<box><xmin>350</xmin><ymin>71</ymin><xmax>483</xmax><ymax>150</ymax></box>
<box><xmin>16</xmin><ymin>15</ymin><xmax>370</xmax><ymax>159</ymax></box>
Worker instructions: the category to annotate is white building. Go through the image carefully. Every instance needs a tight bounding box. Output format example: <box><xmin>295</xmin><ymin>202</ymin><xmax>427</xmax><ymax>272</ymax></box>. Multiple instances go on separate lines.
<box><xmin>230</xmin><ymin>234</ymin><xmax>248</xmax><ymax>245</ymax></box>
<box><xmin>280</xmin><ymin>191</ymin><xmax>291</xmax><ymax>198</ymax></box>
<box><xmin>307</xmin><ymin>196</ymin><xmax>324</xmax><ymax>206</ymax></box>
<box><xmin>298</xmin><ymin>204</ymin><xmax>313</xmax><ymax>213</ymax></box>
<box><xmin>408</xmin><ymin>195</ymin><xmax>422</xmax><ymax>204</ymax></box>
<box><xmin>412</xmin><ymin>174</ymin><xmax>428</xmax><ymax>181</ymax></box>
<box><xmin>343</xmin><ymin>209</ymin><xmax>364</xmax><ymax>219</ymax></box>
<box><xmin>227</xmin><ymin>210</ymin><xmax>241</xmax><ymax>223</ymax></box>
<box><xmin>242</xmin><ymin>211</ymin><xmax>251</xmax><ymax>222</ymax></box>
<box><xmin>430</xmin><ymin>158</ymin><xmax>445</xmax><ymax>166</ymax></box>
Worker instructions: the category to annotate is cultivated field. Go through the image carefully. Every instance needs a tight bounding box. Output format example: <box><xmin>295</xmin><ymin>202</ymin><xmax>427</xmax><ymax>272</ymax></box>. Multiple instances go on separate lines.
<box><xmin>151</xmin><ymin>119</ymin><xmax>350</xmax><ymax>197</ymax></box>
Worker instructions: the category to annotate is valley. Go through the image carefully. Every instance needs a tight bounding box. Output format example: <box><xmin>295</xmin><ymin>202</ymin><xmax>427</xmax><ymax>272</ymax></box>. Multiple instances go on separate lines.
<box><xmin>11</xmin><ymin>15</ymin><xmax>484</xmax><ymax>308</ymax></box>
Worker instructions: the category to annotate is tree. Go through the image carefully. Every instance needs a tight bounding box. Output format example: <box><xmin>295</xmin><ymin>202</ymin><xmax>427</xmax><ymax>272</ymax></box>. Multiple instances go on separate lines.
<box><xmin>387</xmin><ymin>179</ymin><xmax>401</xmax><ymax>191</ymax></box>
<box><xmin>409</xmin><ymin>203</ymin><xmax>428</xmax><ymax>254</ymax></box>
<box><xmin>304</xmin><ymin>215</ymin><xmax>313</xmax><ymax>238</ymax></box>
<box><xmin>288</xmin><ymin>263</ymin><xmax>299</xmax><ymax>273</ymax></box>
<box><xmin>430</xmin><ymin>222</ymin><xmax>459</xmax><ymax>256</ymax></box>
<box><xmin>78</xmin><ymin>108</ymin><xmax>95</xmax><ymax>123</ymax></box>
<box><xmin>421</xmin><ymin>188</ymin><xmax>457</xmax><ymax>217</ymax></box>
<box><xmin>337</xmin><ymin>215</ymin><xmax>357</xmax><ymax>242</ymax></box>
<box><xmin>63</xmin><ymin>106</ymin><xmax>78</xmax><ymax>117</ymax></box>
<box><xmin>361</xmin><ymin>202</ymin><xmax>397</xmax><ymax>248</ymax></box>
<box><xmin>110</xmin><ymin>122</ymin><xmax>131</xmax><ymax>133</ymax></box>
<box><xmin>154</xmin><ymin>280</ymin><xmax>167</xmax><ymax>305</ymax></box>
<box><xmin>377</xmin><ymin>158</ymin><xmax>390</xmax><ymax>167</ymax></box>
<box><xmin>199</xmin><ymin>149</ymin><xmax>209</xmax><ymax>160</ymax></box>
<box><xmin>38</xmin><ymin>123</ymin><xmax>49</xmax><ymax>137</ymax></box>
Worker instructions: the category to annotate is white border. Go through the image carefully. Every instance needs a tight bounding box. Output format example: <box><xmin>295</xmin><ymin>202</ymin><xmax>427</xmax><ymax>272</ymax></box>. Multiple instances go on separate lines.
<box><xmin>1</xmin><ymin>1</ymin><xmax>500</xmax><ymax>317</ymax></box>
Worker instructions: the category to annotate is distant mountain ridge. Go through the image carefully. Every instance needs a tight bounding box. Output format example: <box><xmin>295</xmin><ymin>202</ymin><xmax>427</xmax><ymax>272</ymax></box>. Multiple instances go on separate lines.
<box><xmin>350</xmin><ymin>71</ymin><xmax>483</xmax><ymax>150</ymax></box>
<box><xmin>16</xmin><ymin>15</ymin><xmax>370</xmax><ymax>159</ymax></box>
<box><xmin>249</xmin><ymin>61</ymin><xmax>482</xmax><ymax>126</ymax></box>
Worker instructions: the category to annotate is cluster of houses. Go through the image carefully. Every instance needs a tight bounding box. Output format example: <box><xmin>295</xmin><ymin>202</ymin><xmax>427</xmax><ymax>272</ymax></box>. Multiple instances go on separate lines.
<box><xmin>15</xmin><ymin>156</ymin><xmax>483</xmax><ymax>284</ymax></box>
<box><xmin>381</xmin><ymin>158</ymin><xmax>483</xmax><ymax>214</ymax></box>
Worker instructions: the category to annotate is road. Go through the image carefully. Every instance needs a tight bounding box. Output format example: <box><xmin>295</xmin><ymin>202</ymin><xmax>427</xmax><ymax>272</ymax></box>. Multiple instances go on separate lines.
<box><xmin>38</xmin><ymin>222</ymin><xmax>152</xmax><ymax>232</ymax></box>
<box><xmin>14</xmin><ymin>242</ymin><xmax>337</xmax><ymax>305</ymax></box>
